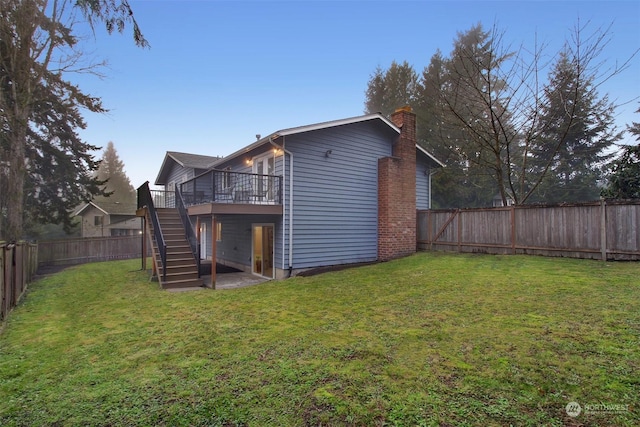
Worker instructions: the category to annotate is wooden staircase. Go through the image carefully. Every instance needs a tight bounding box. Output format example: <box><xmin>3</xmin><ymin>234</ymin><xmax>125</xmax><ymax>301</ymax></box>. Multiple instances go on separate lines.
<box><xmin>150</xmin><ymin>208</ymin><xmax>203</xmax><ymax>289</ymax></box>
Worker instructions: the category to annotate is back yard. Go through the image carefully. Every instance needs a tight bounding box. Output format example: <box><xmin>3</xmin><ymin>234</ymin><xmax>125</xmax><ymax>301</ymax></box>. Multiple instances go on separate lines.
<box><xmin>0</xmin><ymin>253</ymin><xmax>638</xmax><ymax>426</ymax></box>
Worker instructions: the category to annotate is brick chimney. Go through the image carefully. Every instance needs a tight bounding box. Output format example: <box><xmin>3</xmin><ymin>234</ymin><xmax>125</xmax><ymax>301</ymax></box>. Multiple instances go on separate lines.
<box><xmin>378</xmin><ymin>106</ymin><xmax>417</xmax><ymax>261</ymax></box>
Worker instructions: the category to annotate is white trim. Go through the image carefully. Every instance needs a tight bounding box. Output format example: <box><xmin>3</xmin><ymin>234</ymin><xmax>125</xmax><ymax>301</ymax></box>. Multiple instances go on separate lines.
<box><xmin>74</xmin><ymin>202</ymin><xmax>109</xmax><ymax>217</ymax></box>
<box><xmin>210</xmin><ymin>113</ymin><xmax>399</xmax><ymax>169</ymax></box>
<box><xmin>277</xmin><ymin>113</ymin><xmax>399</xmax><ymax>137</ymax></box>
<box><xmin>416</xmin><ymin>144</ymin><xmax>445</xmax><ymax>168</ymax></box>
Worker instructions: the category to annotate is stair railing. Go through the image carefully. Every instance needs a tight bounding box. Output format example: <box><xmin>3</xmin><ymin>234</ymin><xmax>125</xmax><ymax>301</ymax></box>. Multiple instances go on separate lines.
<box><xmin>175</xmin><ymin>183</ymin><xmax>201</xmax><ymax>277</ymax></box>
<box><xmin>137</xmin><ymin>181</ymin><xmax>167</xmax><ymax>283</ymax></box>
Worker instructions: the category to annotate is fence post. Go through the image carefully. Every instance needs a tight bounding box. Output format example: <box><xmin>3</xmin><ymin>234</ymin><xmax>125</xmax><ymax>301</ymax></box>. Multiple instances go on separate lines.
<box><xmin>511</xmin><ymin>205</ymin><xmax>516</xmax><ymax>254</ymax></box>
<box><xmin>600</xmin><ymin>198</ymin><xmax>607</xmax><ymax>261</ymax></box>
<box><xmin>427</xmin><ymin>210</ymin><xmax>432</xmax><ymax>251</ymax></box>
<box><xmin>457</xmin><ymin>210</ymin><xmax>462</xmax><ymax>252</ymax></box>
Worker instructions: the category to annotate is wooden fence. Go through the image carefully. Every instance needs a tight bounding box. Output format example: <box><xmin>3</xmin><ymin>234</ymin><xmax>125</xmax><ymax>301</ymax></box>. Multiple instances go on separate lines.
<box><xmin>417</xmin><ymin>199</ymin><xmax>640</xmax><ymax>261</ymax></box>
<box><xmin>1</xmin><ymin>242</ymin><xmax>38</xmax><ymax>322</ymax></box>
<box><xmin>38</xmin><ymin>235</ymin><xmax>145</xmax><ymax>267</ymax></box>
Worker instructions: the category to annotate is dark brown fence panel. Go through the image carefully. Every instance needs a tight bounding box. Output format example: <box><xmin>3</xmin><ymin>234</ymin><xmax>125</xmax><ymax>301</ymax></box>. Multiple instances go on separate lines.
<box><xmin>1</xmin><ymin>244</ymin><xmax>6</xmax><ymax>321</ymax></box>
<box><xmin>1</xmin><ymin>242</ymin><xmax>38</xmax><ymax>323</ymax></box>
<box><xmin>418</xmin><ymin>200</ymin><xmax>640</xmax><ymax>261</ymax></box>
<box><xmin>38</xmin><ymin>235</ymin><xmax>144</xmax><ymax>267</ymax></box>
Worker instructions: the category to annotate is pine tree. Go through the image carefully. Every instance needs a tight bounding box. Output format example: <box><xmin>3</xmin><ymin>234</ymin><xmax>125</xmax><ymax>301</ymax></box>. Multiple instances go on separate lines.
<box><xmin>602</xmin><ymin>105</ymin><xmax>640</xmax><ymax>199</ymax></box>
<box><xmin>531</xmin><ymin>51</ymin><xmax>622</xmax><ymax>203</ymax></box>
<box><xmin>364</xmin><ymin>61</ymin><xmax>417</xmax><ymax>116</ymax></box>
<box><xmin>93</xmin><ymin>142</ymin><xmax>136</xmax><ymax>205</ymax></box>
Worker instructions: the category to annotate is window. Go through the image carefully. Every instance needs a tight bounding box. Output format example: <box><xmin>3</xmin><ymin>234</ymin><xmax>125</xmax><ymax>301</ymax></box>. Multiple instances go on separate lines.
<box><xmin>216</xmin><ymin>221</ymin><xmax>222</xmax><ymax>242</ymax></box>
<box><xmin>94</xmin><ymin>216</ymin><xmax>103</xmax><ymax>226</ymax></box>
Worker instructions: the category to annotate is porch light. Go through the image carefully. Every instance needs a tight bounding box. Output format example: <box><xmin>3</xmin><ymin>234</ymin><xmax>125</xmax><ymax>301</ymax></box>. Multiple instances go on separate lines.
<box><xmin>245</xmin><ymin>158</ymin><xmax>253</xmax><ymax>166</ymax></box>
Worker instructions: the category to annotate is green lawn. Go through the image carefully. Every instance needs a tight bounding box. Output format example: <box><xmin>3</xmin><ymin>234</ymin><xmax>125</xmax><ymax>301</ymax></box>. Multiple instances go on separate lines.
<box><xmin>0</xmin><ymin>253</ymin><xmax>638</xmax><ymax>426</ymax></box>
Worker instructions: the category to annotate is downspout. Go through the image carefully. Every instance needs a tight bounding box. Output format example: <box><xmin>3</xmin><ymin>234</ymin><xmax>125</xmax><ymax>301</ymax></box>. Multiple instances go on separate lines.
<box><xmin>269</xmin><ymin>135</ymin><xmax>294</xmax><ymax>275</ymax></box>
<box><xmin>428</xmin><ymin>169</ymin><xmax>440</xmax><ymax>210</ymax></box>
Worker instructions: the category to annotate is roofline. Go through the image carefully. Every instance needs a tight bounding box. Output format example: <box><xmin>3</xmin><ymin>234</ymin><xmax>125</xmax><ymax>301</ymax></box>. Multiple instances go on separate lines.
<box><xmin>154</xmin><ymin>153</ymin><xmax>178</xmax><ymax>185</ymax></box>
<box><xmin>276</xmin><ymin>113</ymin><xmax>399</xmax><ymax>137</ymax></box>
<box><xmin>211</xmin><ymin>113</ymin><xmax>400</xmax><ymax>168</ymax></box>
<box><xmin>416</xmin><ymin>144</ymin><xmax>445</xmax><ymax>168</ymax></box>
<box><xmin>156</xmin><ymin>152</ymin><xmax>221</xmax><ymax>185</ymax></box>
<box><xmin>74</xmin><ymin>201</ymin><xmax>109</xmax><ymax>217</ymax></box>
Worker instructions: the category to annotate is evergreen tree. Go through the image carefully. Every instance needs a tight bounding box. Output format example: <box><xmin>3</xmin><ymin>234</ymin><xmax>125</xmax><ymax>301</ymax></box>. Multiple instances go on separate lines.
<box><xmin>602</xmin><ymin>105</ymin><xmax>640</xmax><ymax>199</ymax></box>
<box><xmin>531</xmin><ymin>51</ymin><xmax>622</xmax><ymax>203</ymax></box>
<box><xmin>363</xmin><ymin>21</ymin><xmax>629</xmax><ymax>207</ymax></box>
<box><xmin>364</xmin><ymin>60</ymin><xmax>417</xmax><ymax>116</ymax></box>
<box><xmin>0</xmin><ymin>0</ymin><xmax>146</xmax><ymax>241</ymax></box>
<box><xmin>93</xmin><ymin>141</ymin><xmax>136</xmax><ymax>205</ymax></box>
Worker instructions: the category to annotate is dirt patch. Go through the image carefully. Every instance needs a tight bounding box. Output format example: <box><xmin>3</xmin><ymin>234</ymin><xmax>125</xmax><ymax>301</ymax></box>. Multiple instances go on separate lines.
<box><xmin>35</xmin><ymin>264</ymin><xmax>73</xmax><ymax>278</ymax></box>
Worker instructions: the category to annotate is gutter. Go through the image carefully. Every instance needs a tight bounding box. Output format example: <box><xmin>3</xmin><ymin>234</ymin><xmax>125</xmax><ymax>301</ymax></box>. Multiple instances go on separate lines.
<box><xmin>269</xmin><ymin>135</ymin><xmax>294</xmax><ymax>274</ymax></box>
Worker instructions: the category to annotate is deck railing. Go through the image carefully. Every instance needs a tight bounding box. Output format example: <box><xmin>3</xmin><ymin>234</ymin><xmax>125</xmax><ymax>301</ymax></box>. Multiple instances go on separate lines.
<box><xmin>175</xmin><ymin>183</ymin><xmax>200</xmax><ymax>277</ymax></box>
<box><xmin>180</xmin><ymin>169</ymin><xmax>282</xmax><ymax>206</ymax></box>
<box><xmin>147</xmin><ymin>189</ymin><xmax>175</xmax><ymax>208</ymax></box>
<box><xmin>137</xmin><ymin>182</ymin><xmax>167</xmax><ymax>283</ymax></box>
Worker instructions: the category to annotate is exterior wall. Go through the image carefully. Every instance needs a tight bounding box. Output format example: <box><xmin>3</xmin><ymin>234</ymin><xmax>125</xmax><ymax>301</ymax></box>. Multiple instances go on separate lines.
<box><xmin>80</xmin><ymin>205</ymin><xmax>108</xmax><ymax>237</ymax></box>
<box><xmin>197</xmin><ymin>214</ymin><xmax>283</xmax><ymax>276</ymax></box>
<box><xmin>79</xmin><ymin>206</ymin><xmax>137</xmax><ymax>237</ymax></box>
<box><xmin>284</xmin><ymin>120</ymin><xmax>396</xmax><ymax>269</ymax></box>
<box><xmin>378</xmin><ymin>108</ymin><xmax>417</xmax><ymax>261</ymax></box>
<box><xmin>164</xmin><ymin>162</ymin><xmax>194</xmax><ymax>192</ymax></box>
<box><xmin>416</xmin><ymin>155</ymin><xmax>433</xmax><ymax>210</ymax></box>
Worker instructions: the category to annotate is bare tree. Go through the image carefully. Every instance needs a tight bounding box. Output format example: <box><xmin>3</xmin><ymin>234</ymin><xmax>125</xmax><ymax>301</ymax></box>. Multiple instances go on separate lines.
<box><xmin>0</xmin><ymin>0</ymin><xmax>146</xmax><ymax>241</ymax></box>
<box><xmin>431</xmin><ymin>21</ymin><xmax>633</xmax><ymax>205</ymax></box>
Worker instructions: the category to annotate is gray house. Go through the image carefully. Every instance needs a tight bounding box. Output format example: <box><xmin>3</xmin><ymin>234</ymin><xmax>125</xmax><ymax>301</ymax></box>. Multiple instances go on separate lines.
<box><xmin>138</xmin><ymin>107</ymin><xmax>443</xmax><ymax>288</ymax></box>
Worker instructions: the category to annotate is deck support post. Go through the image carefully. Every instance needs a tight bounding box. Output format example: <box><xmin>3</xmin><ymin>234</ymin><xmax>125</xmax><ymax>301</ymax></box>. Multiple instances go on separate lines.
<box><xmin>141</xmin><ymin>216</ymin><xmax>147</xmax><ymax>271</ymax></box>
<box><xmin>211</xmin><ymin>216</ymin><xmax>217</xmax><ymax>289</ymax></box>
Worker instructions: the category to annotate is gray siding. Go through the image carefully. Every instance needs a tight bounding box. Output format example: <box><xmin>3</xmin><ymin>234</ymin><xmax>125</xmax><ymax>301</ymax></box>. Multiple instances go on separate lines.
<box><xmin>212</xmin><ymin>214</ymin><xmax>283</xmax><ymax>270</ymax></box>
<box><xmin>164</xmin><ymin>163</ymin><xmax>193</xmax><ymax>192</ymax></box>
<box><xmin>285</xmin><ymin>121</ymin><xmax>395</xmax><ymax>269</ymax></box>
<box><xmin>416</xmin><ymin>155</ymin><xmax>432</xmax><ymax>210</ymax></box>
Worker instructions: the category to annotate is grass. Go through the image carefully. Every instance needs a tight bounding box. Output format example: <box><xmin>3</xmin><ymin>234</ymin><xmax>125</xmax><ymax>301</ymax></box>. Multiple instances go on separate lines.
<box><xmin>0</xmin><ymin>253</ymin><xmax>638</xmax><ymax>426</ymax></box>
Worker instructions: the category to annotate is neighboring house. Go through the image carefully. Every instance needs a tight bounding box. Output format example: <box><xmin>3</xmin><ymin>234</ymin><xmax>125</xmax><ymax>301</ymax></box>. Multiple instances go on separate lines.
<box><xmin>492</xmin><ymin>193</ymin><xmax>515</xmax><ymax>207</ymax></box>
<box><xmin>75</xmin><ymin>200</ymin><xmax>140</xmax><ymax>237</ymax></box>
<box><xmin>144</xmin><ymin>107</ymin><xmax>444</xmax><ymax>282</ymax></box>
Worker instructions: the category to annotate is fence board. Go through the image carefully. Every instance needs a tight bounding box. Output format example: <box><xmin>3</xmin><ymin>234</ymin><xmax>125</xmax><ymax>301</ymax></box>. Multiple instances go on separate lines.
<box><xmin>0</xmin><ymin>242</ymin><xmax>38</xmax><ymax>323</ymax></box>
<box><xmin>418</xmin><ymin>200</ymin><xmax>640</xmax><ymax>261</ymax></box>
<box><xmin>38</xmin><ymin>235</ymin><xmax>145</xmax><ymax>267</ymax></box>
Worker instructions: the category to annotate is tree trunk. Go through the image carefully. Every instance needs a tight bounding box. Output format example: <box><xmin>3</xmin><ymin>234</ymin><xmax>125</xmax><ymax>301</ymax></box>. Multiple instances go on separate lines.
<box><xmin>5</xmin><ymin>125</ymin><xmax>26</xmax><ymax>242</ymax></box>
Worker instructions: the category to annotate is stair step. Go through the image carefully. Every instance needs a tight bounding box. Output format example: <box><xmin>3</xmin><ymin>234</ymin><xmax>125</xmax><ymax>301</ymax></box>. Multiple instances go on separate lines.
<box><xmin>161</xmin><ymin>266</ymin><xmax>198</xmax><ymax>274</ymax></box>
<box><xmin>162</xmin><ymin>272</ymin><xmax>200</xmax><ymax>282</ymax></box>
<box><xmin>162</xmin><ymin>278</ymin><xmax>204</xmax><ymax>289</ymax></box>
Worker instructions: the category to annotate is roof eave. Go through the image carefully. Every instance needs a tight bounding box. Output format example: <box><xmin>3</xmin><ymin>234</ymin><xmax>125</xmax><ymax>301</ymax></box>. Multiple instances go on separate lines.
<box><xmin>416</xmin><ymin>145</ymin><xmax>445</xmax><ymax>168</ymax></box>
<box><xmin>211</xmin><ymin>113</ymin><xmax>401</xmax><ymax>168</ymax></box>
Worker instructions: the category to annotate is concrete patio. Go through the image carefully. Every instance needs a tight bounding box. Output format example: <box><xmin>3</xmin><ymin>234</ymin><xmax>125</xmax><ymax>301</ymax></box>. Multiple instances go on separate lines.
<box><xmin>166</xmin><ymin>270</ymin><xmax>270</xmax><ymax>292</ymax></box>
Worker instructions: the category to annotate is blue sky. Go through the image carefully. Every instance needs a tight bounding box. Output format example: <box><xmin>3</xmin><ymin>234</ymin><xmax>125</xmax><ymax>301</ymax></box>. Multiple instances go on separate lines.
<box><xmin>71</xmin><ymin>1</ymin><xmax>640</xmax><ymax>189</ymax></box>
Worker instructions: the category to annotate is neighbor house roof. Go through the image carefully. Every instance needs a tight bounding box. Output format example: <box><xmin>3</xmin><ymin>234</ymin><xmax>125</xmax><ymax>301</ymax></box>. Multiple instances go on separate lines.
<box><xmin>74</xmin><ymin>200</ymin><xmax>138</xmax><ymax>217</ymax></box>
<box><xmin>107</xmin><ymin>217</ymin><xmax>142</xmax><ymax>230</ymax></box>
<box><xmin>155</xmin><ymin>152</ymin><xmax>221</xmax><ymax>185</ymax></box>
